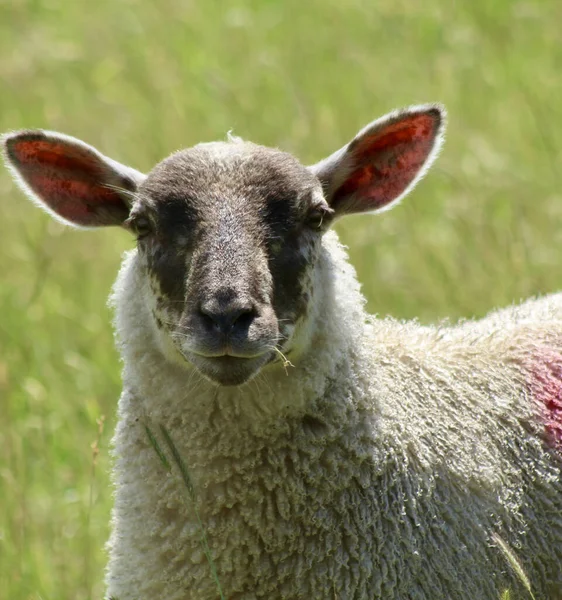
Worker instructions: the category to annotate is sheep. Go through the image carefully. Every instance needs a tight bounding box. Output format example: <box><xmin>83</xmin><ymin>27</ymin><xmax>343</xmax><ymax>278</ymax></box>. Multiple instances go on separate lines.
<box><xmin>3</xmin><ymin>104</ymin><xmax>562</xmax><ymax>600</ymax></box>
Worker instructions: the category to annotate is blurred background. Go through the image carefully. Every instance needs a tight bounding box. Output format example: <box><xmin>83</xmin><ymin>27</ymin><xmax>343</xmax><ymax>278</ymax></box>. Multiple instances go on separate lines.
<box><xmin>1</xmin><ymin>1</ymin><xmax>561</xmax><ymax>598</ymax></box>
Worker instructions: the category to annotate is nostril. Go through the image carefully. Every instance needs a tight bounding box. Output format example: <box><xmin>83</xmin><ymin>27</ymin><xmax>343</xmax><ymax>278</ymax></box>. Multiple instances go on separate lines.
<box><xmin>232</xmin><ymin>307</ymin><xmax>256</xmax><ymax>331</ymax></box>
<box><xmin>199</xmin><ymin>309</ymin><xmax>218</xmax><ymax>330</ymax></box>
<box><xmin>199</xmin><ymin>304</ymin><xmax>257</xmax><ymax>335</ymax></box>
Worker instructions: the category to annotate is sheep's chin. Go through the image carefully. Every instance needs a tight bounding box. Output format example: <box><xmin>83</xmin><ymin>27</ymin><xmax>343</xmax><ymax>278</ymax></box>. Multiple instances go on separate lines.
<box><xmin>185</xmin><ymin>352</ymin><xmax>272</xmax><ymax>387</ymax></box>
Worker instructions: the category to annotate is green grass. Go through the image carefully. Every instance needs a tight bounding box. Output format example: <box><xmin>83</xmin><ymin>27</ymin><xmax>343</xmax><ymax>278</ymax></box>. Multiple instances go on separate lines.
<box><xmin>0</xmin><ymin>0</ymin><xmax>561</xmax><ymax>598</ymax></box>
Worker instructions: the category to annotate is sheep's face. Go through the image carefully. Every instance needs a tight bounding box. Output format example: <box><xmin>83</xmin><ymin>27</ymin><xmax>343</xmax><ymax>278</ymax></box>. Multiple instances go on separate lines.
<box><xmin>2</xmin><ymin>104</ymin><xmax>445</xmax><ymax>386</ymax></box>
<box><xmin>130</xmin><ymin>142</ymin><xmax>332</xmax><ymax>386</ymax></box>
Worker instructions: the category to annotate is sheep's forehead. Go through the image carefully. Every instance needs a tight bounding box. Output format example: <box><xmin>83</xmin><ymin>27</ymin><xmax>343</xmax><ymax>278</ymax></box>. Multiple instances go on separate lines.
<box><xmin>138</xmin><ymin>141</ymin><xmax>320</xmax><ymax>230</ymax></box>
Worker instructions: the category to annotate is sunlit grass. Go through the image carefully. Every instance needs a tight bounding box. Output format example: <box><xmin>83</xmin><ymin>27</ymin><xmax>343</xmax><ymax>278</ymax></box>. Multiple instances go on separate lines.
<box><xmin>493</xmin><ymin>534</ymin><xmax>536</xmax><ymax>600</ymax></box>
<box><xmin>0</xmin><ymin>0</ymin><xmax>561</xmax><ymax>598</ymax></box>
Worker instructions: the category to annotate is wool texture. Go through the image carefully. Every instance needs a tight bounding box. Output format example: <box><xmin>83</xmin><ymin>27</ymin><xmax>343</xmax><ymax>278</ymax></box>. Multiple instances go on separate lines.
<box><xmin>106</xmin><ymin>231</ymin><xmax>562</xmax><ymax>600</ymax></box>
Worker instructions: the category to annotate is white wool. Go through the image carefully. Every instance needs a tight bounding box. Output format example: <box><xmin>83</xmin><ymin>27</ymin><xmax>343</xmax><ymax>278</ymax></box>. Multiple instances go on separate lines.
<box><xmin>106</xmin><ymin>230</ymin><xmax>562</xmax><ymax>600</ymax></box>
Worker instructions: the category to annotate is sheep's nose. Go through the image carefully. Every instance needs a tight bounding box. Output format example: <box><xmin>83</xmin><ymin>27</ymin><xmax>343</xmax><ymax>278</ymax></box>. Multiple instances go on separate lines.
<box><xmin>199</xmin><ymin>302</ymin><xmax>257</xmax><ymax>337</ymax></box>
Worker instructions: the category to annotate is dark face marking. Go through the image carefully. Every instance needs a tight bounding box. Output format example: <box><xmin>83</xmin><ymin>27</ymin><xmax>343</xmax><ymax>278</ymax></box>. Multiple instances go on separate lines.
<box><xmin>131</xmin><ymin>140</ymin><xmax>331</xmax><ymax>385</ymax></box>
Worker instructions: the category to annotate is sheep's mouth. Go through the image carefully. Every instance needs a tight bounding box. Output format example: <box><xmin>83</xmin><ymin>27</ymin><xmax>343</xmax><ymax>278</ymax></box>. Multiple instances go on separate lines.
<box><xmin>185</xmin><ymin>351</ymin><xmax>273</xmax><ymax>386</ymax></box>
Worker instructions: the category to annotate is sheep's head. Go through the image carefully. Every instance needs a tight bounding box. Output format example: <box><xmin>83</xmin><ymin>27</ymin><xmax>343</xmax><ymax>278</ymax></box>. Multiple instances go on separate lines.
<box><xmin>2</xmin><ymin>105</ymin><xmax>445</xmax><ymax>386</ymax></box>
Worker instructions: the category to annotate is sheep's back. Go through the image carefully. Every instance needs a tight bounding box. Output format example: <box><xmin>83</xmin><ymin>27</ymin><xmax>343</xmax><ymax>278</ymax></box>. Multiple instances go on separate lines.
<box><xmin>364</xmin><ymin>313</ymin><xmax>562</xmax><ymax>597</ymax></box>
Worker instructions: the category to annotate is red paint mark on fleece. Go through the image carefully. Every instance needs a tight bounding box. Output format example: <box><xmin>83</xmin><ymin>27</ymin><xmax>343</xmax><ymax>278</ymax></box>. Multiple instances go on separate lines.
<box><xmin>528</xmin><ymin>349</ymin><xmax>562</xmax><ymax>451</ymax></box>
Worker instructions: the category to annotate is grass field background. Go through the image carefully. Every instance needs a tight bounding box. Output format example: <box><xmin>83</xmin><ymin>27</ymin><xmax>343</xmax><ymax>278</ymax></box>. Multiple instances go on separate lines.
<box><xmin>1</xmin><ymin>1</ymin><xmax>561</xmax><ymax>598</ymax></box>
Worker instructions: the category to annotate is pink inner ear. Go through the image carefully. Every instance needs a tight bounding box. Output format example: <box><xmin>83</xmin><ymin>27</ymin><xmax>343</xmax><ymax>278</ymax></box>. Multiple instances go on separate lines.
<box><xmin>26</xmin><ymin>172</ymin><xmax>124</xmax><ymax>222</ymax></box>
<box><xmin>11</xmin><ymin>139</ymin><xmax>128</xmax><ymax>225</ymax></box>
<box><xmin>333</xmin><ymin>113</ymin><xmax>439</xmax><ymax>213</ymax></box>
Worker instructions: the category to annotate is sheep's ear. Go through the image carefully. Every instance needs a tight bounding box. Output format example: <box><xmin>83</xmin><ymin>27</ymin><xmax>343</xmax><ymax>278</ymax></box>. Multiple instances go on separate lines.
<box><xmin>310</xmin><ymin>104</ymin><xmax>445</xmax><ymax>217</ymax></box>
<box><xmin>1</xmin><ymin>130</ymin><xmax>145</xmax><ymax>227</ymax></box>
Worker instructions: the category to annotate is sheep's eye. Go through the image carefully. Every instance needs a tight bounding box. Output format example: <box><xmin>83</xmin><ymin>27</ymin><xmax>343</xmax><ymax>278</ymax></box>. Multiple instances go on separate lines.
<box><xmin>126</xmin><ymin>215</ymin><xmax>153</xmax><ymax>240</ymax></box>
<box><xmin>305</xmin><ymin>205</ymin><xmax>334</xmax><ymax>230</ymax></box>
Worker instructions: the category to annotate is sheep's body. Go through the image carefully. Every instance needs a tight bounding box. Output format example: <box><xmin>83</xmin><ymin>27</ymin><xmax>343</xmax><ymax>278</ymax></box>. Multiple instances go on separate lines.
<box><xmin>4</xmin><ymin>105</ymin><xmax>562</xmax><ymax>599</ymax></box>
<box><xmin>107</xmin><ymin>232</ymin><xmax>562</xmax><ymax>600</ymax></box>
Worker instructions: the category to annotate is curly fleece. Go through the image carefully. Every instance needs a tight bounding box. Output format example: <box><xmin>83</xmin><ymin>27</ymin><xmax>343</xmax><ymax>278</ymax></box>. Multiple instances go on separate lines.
<box><xmin>106</xmin><ymin>231</ymin><xmax>562</xmax><ymax>600</ymax></box>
